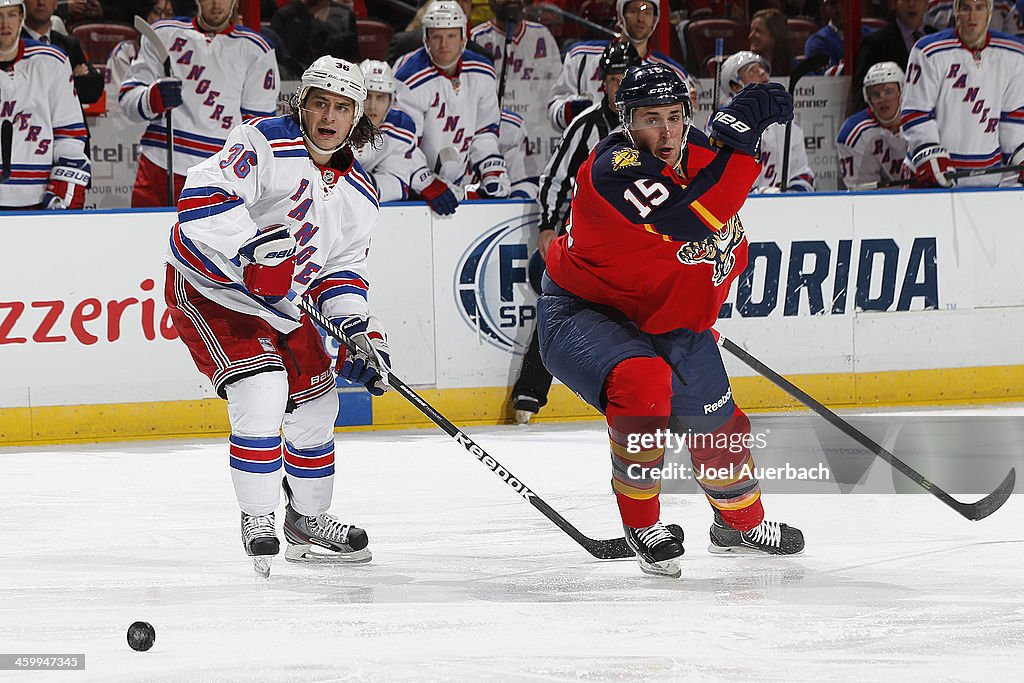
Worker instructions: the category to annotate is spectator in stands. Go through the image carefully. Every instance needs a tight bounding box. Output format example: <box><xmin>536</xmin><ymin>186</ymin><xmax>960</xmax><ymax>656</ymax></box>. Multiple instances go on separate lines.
<box><xmin>0</xmin><ymin>0</ymin><xmax>91</xmax><ymax>211</ymax></box>
<box><xmin>717</xmin><ymin>50</ymin><xmax>814</xmax><ymax>191</ymax></box>
<box><xmin>850</xmin><ymin>0</ymin><xmax>927</xmax><ymax>114</ymax></box>
<box><xmin>271</xmin><ymin>0</ymin><xmax>359</xmax><ymax>69</ymax></box>
<box><xmin>57</xmin><ymin>0</ymin><xmax>102</xmax><ymax>29</ymax></box>
<box><xmin>805</xmin><ymin>0</ymin><xmax>855</xmax><ymax>69</ymax></box>
<box><xmin>388</xmin><ymin>0</ymin><xmax>488</xmax><ymax>65</ymax></box>
<box><xmin>748</xmin><ymin>8</ymin><xmax>794</xmax><ymax>75</ymax></box>
<box><xmin>902</xmin><ymin>0</ymin><xmax>1024</xmax><ymax>188</ymax></box>
<box><xmin>106</xmin><ymin>0</ymin><xmax>175</xmax><ymax>101</ymax></box>
<box><xmin>836</xmin><ymin>61</ymin><xmax>909</xmax><ymax>189</ymax></box>
<box><xmin>21</xmin><ymin>0</ymin><xmax>104</xmax><ymax>105</ymax></box>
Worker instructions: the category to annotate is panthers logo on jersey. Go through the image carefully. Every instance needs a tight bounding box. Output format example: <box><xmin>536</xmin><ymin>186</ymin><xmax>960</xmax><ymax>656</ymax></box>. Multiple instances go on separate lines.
<box><xmin>611</xmin><ymin>147</ymin><xmax>640</xmax><ymax>171</ymax></box>
<box><xmin>675</xmin><ymin>214</ymin><xmax>745</xmax><ymax>285</ymax></box>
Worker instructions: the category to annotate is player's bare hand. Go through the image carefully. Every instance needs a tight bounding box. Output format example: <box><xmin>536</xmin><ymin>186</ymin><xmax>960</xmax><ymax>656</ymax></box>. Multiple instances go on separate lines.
<box><xmin>72</xmin><ymin>64</ymin><xmax>89</xmax><ymax>77</ymax></box>
<box><xmin>538</xmin><ymin>229</ymin><xmax>557</xmax><ymax>260</ymax></box>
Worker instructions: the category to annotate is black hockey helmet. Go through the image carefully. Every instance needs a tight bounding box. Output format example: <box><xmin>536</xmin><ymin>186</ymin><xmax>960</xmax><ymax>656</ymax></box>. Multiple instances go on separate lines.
<box><xmin>598</xmin><ymin>41</ymin><xmax>641</xmax><ymax>79</ymax></box>
<box><xmin>615</xmin><ymin>63</ymin><xmax>692</xmax><ymax>122</ymax></box>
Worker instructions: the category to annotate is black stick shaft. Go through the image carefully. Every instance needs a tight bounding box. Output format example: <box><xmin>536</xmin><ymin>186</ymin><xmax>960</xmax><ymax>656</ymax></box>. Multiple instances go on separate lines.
<box><xmin>719</xmin><ymin>336</ymin><xmax>1015</xmax><ymax>520</ymax></box>
<box><xmin>163</xmin><ymin>56</ymin><xmax>175</xmax><ymax>206</ymax></box>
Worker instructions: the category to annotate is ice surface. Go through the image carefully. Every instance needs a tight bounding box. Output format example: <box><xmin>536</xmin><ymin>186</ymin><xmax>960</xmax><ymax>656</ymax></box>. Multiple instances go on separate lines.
<box><xmin>1</xmin><ymin>417</ymin><xmax>1022</xmax><ymax>681</ymax></box>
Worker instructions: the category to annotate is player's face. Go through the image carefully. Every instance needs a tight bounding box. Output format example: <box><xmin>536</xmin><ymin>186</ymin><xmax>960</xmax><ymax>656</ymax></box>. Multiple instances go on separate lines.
<box><xmin>426</xmin><ymin>27</ymin><xmax>464</xmax><ymax>69</ymax></box>
<box><xmin>303</xmin><ymin>90</ymin><xmax>357</xmax><ymax>152</ymax></box>
<box><xmin>895</xmin><ymin>0</ymin><xmax>927</xmax><ymax>29</ymax></box>
<box><xmin>604</xmin><ymin>73</ymin><xmax>626</xmax><ymax>111</ymax></box>
<box><xmin>198</xmin><ymin>0</ymin><xmax>234</xmax><ymax>27</ymax></box>
<box><xmin>0</xmin><ymin>7</ymin><xmax>22</xmax><ymax>52</ymax></box>
<box><xmin>630</xmin><ymin>103</ymin><xmax>686</xmax><ymax>167</ymax></box>
<box><xmin>748</xmin><ymin>17</ymin><xmax>773</xmax><ymax>54</ymax></box>
<box><xmin>867</xmin><ymin>82</ymin><xmax>901</xmax><ymax>121</ymax></box>
<box><xmin>25</xmin><ymin>0</ymin><xmax>56</xmax><ymax>24</ymax></box>
<box><xmin>955</xmin><ymin>0</ymin><xmax>992</xmax><ymax>46</ymax></box>
<box><xmin>621</xmin><ymin>1</ymin><xmax>657</xmax><ymax>42</ymax></box>
<box><xmin>738</xmin><ymin>62</ymin><xmax>769</xmax><ymax>85</ymax></box>
<box><xmin>363</xmin><ymin>91</ymin><xmax>392</xmax><ymax>127</ymax></box>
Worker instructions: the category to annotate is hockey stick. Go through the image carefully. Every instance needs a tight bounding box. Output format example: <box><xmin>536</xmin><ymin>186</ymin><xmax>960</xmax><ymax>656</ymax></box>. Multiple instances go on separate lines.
<box><xmin>0</xmin><ymin>119</ymin><xmax>12</xmax><ymax>183</ymax></box>
<box><xmin>779</xmin><ymin>53</ymin><xmax>828</xmax><ymax>192</ymax></box>
<box><xmin>852</xmin><ymin>163</ymin><xmax>1024</xmax><ymax>190</ymax></box>
<box><xmin>529</xmin><ymin>3</ymin><xmax>621</xmax><ymax>39</ymax></box>
<box><xmin>717</xmin><ymin>335</ymin><xmax>1016</xmax><ymax>521</ymax></box>
<box><xmin>134</xmin><ymin>15</ymin><xmax>175</xmax><ymax>205</ymax></box>
<box><xmin>496</xmin><ymin>6</ymin><xmax>523</xmax><ymax>109</ymax></box>
<box><xmin>711</xmin><ymin>37</ymin><xmax>724</xmax><ymax>114</ymax></box>
<box><xmin>292</xmin><ymin>295</ymin><xmax>679</xmax><ymax>559</ymax></box>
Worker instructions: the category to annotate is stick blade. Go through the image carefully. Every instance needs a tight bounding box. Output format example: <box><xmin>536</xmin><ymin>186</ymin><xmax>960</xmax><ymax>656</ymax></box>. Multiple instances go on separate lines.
<box><xmin>133</xmin><ymin>15</ymin><xmax>172</xmax><ymax>66</ymax></box>
<box><xmin>956</xmin><ymin>468</ymin><xmax>1016</xmax><ymax>521</ymax></box>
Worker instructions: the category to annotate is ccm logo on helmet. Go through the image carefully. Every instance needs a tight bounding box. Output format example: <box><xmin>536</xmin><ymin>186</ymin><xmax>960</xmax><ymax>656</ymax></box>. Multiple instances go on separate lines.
<box><xmin>712</xmin><ymin>111</ymin><xmax>750</xmax><ymax>133</ymax></box>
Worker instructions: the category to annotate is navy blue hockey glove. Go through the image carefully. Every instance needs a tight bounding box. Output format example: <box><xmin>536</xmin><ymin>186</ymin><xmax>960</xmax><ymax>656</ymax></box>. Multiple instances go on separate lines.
<box><xmin>334</xmin><ymin>315</ymin><xmax>392</xmax><ymax>396</ymax></box>
<box><xmin>563</xmin><ymin>98</ymin><xmax>592</xmax><ymax>126</ymax></box>
<box><xmin>420</xmin><ymin>178</ymin><xmax>459</xmax><ymax>215</ymax></box>
<box><xmin>147</xmin><ymin>77</ymin><xmax>183</xmax><ymax>116</ymax></box>
<box><xmin>710</xmin><ymin>82</ymin><xmax>794</xmax><ymax>156</ymax></box>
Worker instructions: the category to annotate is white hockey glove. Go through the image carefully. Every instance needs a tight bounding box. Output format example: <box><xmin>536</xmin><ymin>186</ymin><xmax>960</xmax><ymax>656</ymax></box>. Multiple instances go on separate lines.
<box><xmin>911</xmin><ymin>144</ymin><xmax>954</xmax><ymax>188</ymax></box>
<box><xmin>477</xmin><ymin>155</ymin><xmax>511</xmax><ymax>198</ymax></box>
<box><xmin>238</xmin><ymin>225</ymin><xmax>297</xmax><ymax>300</ymax></box>
<box><xmin>333</xmin><ymin>315</ymin><xmax>392</xmax><ymax>396</ymax></box>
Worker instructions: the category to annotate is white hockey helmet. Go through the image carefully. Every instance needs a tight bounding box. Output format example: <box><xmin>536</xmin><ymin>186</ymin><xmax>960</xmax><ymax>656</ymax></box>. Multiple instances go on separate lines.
<box><xmin>617</xmin><ymin>0</ymin><xmax>660</xmax><ymax>42</ymax></box>
<box><xmin>422</xmin><ymin>0</ymin><xmax>468</xmax><ymax>69</ymax></box>
<box><xmin>296</xmin><ymin>56</ymin><xmax>367</xmax><ymax>153</ymax></box>
<box><xmin>862</xmin><ymin>61</ymin><xmax>904</xmax><ymax>103</ymax></box>
<box><xmin>719</xmin><ymin>51</ymin><xmax>771</xmax><ymax>103</ymax></box>
<box><xmin>360</xmin><ymin>59</ymin><xmax>396</xmax><ymax>95</ymax></box>
<box><xmin>0</xmin><ymin>0</ymin><xmax>25</xmax><ymax>7</ymax></box>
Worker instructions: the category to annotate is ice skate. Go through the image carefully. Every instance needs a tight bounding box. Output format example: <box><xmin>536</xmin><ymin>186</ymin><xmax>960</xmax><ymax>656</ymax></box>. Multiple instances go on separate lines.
<box><xmin>282</xmin><ymin>479</ymin><xmax>371</xmax><ymax>564</ymax></box>
<box><xmin>241</xmin><ymin>511</ymin><xmax>279</xmax><ymax>578</ymax></box>
<box><xmin>624</xmin><ymin>521</ymin><xmax>684</xmax><ymax>578</ymax></box>
<box><xmin>708</xmin><ymin>509</ymin><xmax>805</xmax><ymax>556</ymax></box>
<box><xmin>512</xmin><ymin>394</ymin><xmax>541</xmax><ymax>425</ymax></box>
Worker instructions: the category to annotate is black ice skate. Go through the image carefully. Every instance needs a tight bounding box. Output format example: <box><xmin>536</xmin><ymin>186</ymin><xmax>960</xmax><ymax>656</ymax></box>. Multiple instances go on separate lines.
<box><xmin>512</xmin><ymin>394</ymin><xmax>541</xmax><ymax>425</ymax></box>
<box><xmin>708</xmin><ymin>509</ymin><xmax>805</xmax><ymax>555</ymax></box>
<box><xmin>624</xmin><ymin>521</ymin><xmax>685</xmax><ymax>578</ymax></box>
<box><xmin>282</xmin><ymin>479</ymin><xmax>371</xmax><ymax>564</ymax></box>
<box><xmin>241</xmin><ymin>511</ymin><xmax>279</xmax><ymax>578</ymax></box>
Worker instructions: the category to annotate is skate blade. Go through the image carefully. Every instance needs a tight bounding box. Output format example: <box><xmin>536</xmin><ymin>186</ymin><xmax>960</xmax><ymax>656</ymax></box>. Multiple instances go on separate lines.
<box><xmin>707</xmin><ymin>543</ymin><xmax>804</xmax><ymax>556</ymax></box>
<box><xmin>636</xmin><ymin>556</ymin><xmax>681</xmax><ymax>579</ymax></box>
<box><xmin>252</xmin><ymin>555</ymin><xmax>273</xmax><ymax>578</ymax></box>
<box><xmin>284</xmin><ymin>543</ymin><xmax>372</xmax><ymax>564</ymax></box>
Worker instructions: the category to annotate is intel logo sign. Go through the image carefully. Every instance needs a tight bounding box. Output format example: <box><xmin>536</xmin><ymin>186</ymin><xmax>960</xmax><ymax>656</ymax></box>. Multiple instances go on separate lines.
<box><xmin>455</xmin><ymin>214</ymin><xmax>538</xmax><ymax>352</ymax></box>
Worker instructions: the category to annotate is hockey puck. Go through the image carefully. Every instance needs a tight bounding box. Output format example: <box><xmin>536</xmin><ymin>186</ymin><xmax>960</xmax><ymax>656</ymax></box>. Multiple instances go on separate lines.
<box><xmin>126</xmin><ymin>621</ymin><xmax>156</xmax><ymax>651</ymax></box>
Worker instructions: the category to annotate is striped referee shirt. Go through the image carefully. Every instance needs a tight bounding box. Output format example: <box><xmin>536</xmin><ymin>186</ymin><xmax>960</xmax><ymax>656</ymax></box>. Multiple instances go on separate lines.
<box><xmin>538</xmin><ymin>99</ymin><xmax>620</xmax><ymax>234</ymax></box>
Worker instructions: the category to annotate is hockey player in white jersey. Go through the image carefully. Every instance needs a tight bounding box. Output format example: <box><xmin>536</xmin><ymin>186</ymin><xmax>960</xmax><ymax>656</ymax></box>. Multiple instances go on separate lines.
<box><xmin>546</xmin><ymin>0</ymin><xmax>688</xmax><ymax>131</ymax></box>
<box><xmin>120</xmin><ymin>0</ymin><xmax>279</xmax><ymax>207</ymax></box>
<box><xmin>394</xmin><ymin>0</ymin><xmax>510</xmax><ymax>200</ymax></box>
<box><xmin>902</xmin><ymin>0</ymin><xmax>1024</xmax><ymax>187</ymax></box>
<box><xmin>355</xmin><ymin>59</ymin><xmax>459</xmax><ymax>213</ymax></box>
<box><xmin>837</xmin><ymin>62</ymin><xmax>911</xmax><ymax>190</ymax></box>
<box><xmin>164</xmin><ymin>56</ymin><xmax>387</xmax><ymax>576</ymax></box>
<box><xmin>717</xmin><ymin>51</ymin><xmax>815</xmax><ymax>192</ymax></box>
<box><xmin>470</xmin><ymin>0</ymin><xmax>561</xmax><ymax>164</ymax></box>
<box><xmin>0</xmin><ymin>0</ymin><xmax>90</xmax><ymax>210</ymax></box>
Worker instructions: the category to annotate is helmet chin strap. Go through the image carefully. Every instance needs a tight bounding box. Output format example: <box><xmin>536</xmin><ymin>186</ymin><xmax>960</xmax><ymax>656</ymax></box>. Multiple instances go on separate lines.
<box><xmin>298</xmin><ymin>106</ymin><xmax>351</xmax><ymax>158</ymax></box>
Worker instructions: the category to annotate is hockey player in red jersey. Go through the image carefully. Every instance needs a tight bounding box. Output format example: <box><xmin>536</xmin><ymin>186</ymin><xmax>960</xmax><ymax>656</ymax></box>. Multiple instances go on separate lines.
<box><xmin>537</xmin><ymin>63</ymin><xmax>805</xmax><ymax>577</ymax></box>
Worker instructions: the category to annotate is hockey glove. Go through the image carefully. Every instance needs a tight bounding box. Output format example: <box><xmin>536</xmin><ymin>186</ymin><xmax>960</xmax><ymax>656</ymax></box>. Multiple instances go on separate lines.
<box><xmin>238</xmin><ymin>225</ymin><xmax>297</xmax><ymax>300</ymax></box>
<box><xmin>42</xmin><ymin>157</ymin><xmax>91</xmax><ymax>210</ymax></box>
<box><xmin>710</xmin><ymin>82</ymin><xmax>794</xmax><ymax>156</ymax></box>
<box><xmin>563</xmin><ymin>99</ymin><xmax>591</xmax><ymax>127</ymax></box>
<box><xmin>477</xmin><ymin>156</ymin><xmax>511</xmax><ymax>198</ymax></box>
<box><xmin>334</xmin><ymin>315</ymin><xmax>392</xmax><ymax>396</ymax></box>
<box><xmin>147</xmin><ymin>77</ymin><xmax>183</xmax><ymax>116</ymax></box>
<box><xmin>911</xmin><ymin>144</ymin><xmax>954</xmax><ymax>188</ymax></box>
<box><xmin>420</xmin><ymin>178</ymin><xmax>459</xmax><ymax>215</ymax></box>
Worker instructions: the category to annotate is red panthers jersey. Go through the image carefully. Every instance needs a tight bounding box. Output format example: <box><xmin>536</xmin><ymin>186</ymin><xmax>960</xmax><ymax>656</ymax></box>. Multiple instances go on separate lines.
<box><xmin>545</xmin><ymin>129</ymin><xmax>761</xmax><ymax>334</ymax></box>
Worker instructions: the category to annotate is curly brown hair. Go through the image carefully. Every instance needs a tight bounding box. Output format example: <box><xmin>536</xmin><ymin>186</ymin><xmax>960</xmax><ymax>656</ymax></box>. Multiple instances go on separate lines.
<box><xmin>289</xmin><ymin>102</ymin><xmax>382</xmax><ymax>154</ymax></box>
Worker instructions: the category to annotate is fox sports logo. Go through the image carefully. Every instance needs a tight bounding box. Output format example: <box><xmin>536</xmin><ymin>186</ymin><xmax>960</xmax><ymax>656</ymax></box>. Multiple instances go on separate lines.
<box><xmin>455</xmin><ymin>213</ymin><xmax>540</xmax><ymax>353</ymax></box>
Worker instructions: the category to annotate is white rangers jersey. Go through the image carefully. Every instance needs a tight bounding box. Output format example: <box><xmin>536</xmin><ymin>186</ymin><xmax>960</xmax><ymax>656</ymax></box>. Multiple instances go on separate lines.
<box><xmin>393</xmin><ymin>48</ymin><xmax>502</xmax><ymax>187</ymax></box>
<box><xmin>0</xmin><ymin>40</ymin><xmax>89</xmax><ymax>208</ymax></box>
<box><xmin>469</xmin><ymin>19</ymin><xmax>562</xmax><ymax>162</ymax></box>
<box><xmin>499</xmin><ymin>109</ymin><xmax>538</xmax><ymax>199</ymax></box>
<box><xmin>836</xmin><ymin>109</ymin><xmax>909</xmax><ymax>189</ymax></box>
<box><xmin>120</xmin><ymin>18</ymin><xmax>279</xmax><ymax>173</ymax></box>
<box><xmin>901</xmin><ymin>29</ymin><xmax>1024</xmax><ymax>186</ymax></box>
<box><xmin>353</xmin><ymin>107</ymin><xmax>429</xmax><ymax>202</ymax></box>
<box><xmin>167</xmin><ymin>115</ymin><xmax>380</xmax><ymax>334</ymax></box>
<box><xmin>752</xmin><ymin>121</ymin><xmax>815</xmax><ymax>192</ymax></box>
<box><xmin>547</xmin><ymin>40</ymin><xmax>687</xmax><ymax>131</ymax></box>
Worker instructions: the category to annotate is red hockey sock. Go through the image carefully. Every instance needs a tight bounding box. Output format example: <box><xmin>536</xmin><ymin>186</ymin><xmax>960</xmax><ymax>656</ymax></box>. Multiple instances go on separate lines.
<box><xmin>689</xmin><ymin>406</ymin><xmax>764</xmax><ymax>531</ymax></box>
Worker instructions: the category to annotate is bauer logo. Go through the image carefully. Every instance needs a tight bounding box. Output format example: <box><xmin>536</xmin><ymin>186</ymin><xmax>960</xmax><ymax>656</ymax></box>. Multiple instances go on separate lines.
<box><xmin>455</xmin><ymin>214</ymin><xmax>538</xmax><ymax>352</ymax></box>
